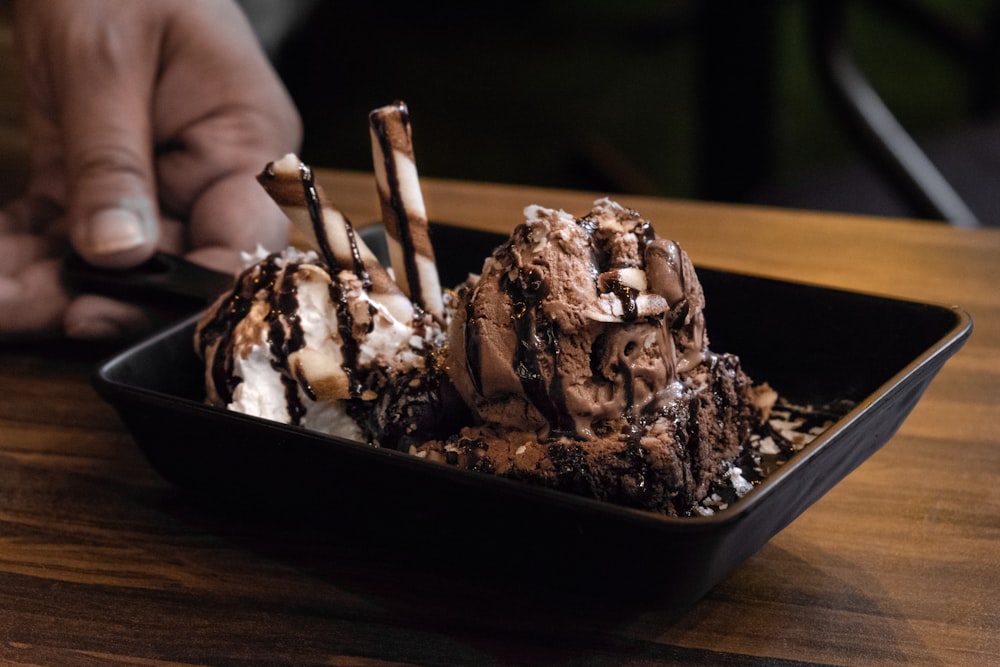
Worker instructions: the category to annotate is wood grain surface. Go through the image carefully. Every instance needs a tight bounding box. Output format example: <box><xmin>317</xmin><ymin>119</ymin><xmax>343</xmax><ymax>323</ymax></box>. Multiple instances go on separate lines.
<box><xmin>1</xmin><ymin>170</ymin><xmax>997</xmax><ymax>666</ymax></box>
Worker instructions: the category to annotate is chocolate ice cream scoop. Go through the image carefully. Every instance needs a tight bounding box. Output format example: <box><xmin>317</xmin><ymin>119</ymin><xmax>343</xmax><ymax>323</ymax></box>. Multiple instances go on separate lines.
<box><xmin>448</xmin><ymin>198</ymin><xmax>710</xmax><ymax>440</ymax></box>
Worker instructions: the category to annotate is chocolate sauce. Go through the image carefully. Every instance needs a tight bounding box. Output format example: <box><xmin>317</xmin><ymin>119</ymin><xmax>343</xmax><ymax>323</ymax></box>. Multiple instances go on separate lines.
<box><xmin>281</xmin><ymin>375</ymin><xmax>306</xmax><ymax>424</ymax></box>
<box><xmin>266</xmin><ymin>266</ymin><xmax>305</xmax><ymax>357</ymax></box>
<box><xmin>612</xmin><ymin>359</ymin><xmax>636</xmax><ymax>428</ymax></box>
<box><xmin>501</xmin><ymin>267</ymin><xmax>576</xmax><ymax>437</ymax></box>
<box><xmin>636</xmin><ymin>220</ymin><xmax>656</xmax><ymax>256</ymax></box>
<box><xmin>608</xmin><ymin>279</ymin><xmax>638</xmax><ymax>322</ymax></box>
<box><xmin>328</xmin><ymin>281</ymin><xmax>362</xmax><ymax>398</ymax></box>
<box><xmin>298</xmin><ymin>164</ymin><xmax>336</xmax><ymax>269</ymax></box>
<box><xmin>345</xmin><ymin>222</ymin><xmax>371</xmax><ymax>290</ymax></box>
<box><xmin>298</xmin><ymin>163</ymin><xmax>371</xmax><ymax>290</ymax></box>
<box><xmin>293</xmin><ymin>363</ymin><xmax>317</xmax><ymax>402</ymax></box>
<box><xmin>198</xmin><ymin>256</ymin><xmax>283</xmax><ymax>404</ymax></box>
<box><xmin>265</xmin><ymin>265</ymin><xmax>308</xmax><ymax>424</ymax></box>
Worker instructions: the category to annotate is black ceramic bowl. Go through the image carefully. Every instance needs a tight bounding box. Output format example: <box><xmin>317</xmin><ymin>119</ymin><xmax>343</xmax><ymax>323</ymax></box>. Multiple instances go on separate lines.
<box><xmin>93</xmin><ymin>224</ymin><xmax>972</xmax><ymax>609</ymax></box>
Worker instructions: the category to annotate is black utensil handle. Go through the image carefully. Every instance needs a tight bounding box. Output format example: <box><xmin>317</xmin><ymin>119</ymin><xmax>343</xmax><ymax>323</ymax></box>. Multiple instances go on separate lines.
<box><xmin>62</xmin><ymin>251</ymin><xmax>236</xmax><ymax>306</ymax></box>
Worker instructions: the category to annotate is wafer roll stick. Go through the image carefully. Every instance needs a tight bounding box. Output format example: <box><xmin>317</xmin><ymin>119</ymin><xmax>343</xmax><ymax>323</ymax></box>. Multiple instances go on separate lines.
<box><xmin>258</xmin><ymin>153</ymin><xmax>414</xmax><ymax>322</ymax></box>
<box><xmin>369</xmin><ymin>101</ymin><xmax>444</xmax><ymax>317</ymax></box>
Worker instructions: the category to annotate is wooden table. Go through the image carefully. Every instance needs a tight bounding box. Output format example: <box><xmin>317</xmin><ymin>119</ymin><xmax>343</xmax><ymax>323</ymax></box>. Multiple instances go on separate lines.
<box><xmin>2</xmin><ymin>170</ymin><xmax>998</xmax><ymax>666</ymax></box>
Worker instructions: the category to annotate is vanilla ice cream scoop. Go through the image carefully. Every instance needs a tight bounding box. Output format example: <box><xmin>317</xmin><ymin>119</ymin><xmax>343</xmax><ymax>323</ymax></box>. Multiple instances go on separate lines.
<box><xmin>194</xmin><ymin>247</ymin><xmax>449</xmax><ymax>445</ymax></box>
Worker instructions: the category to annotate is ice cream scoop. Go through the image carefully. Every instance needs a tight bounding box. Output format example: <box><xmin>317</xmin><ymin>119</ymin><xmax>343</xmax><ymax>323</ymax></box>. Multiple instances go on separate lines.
<box><xmin>418</xmin><ymin>198</ymin><xmax>772</xmax><ymax>516</ymax></box>
<box><xmin>448</xmin><ymin>198</ymin><xmax>711</xmax><ymax>440</ymax></box>
<box><xmin>193</xmin><ymin>246</ymin><xmax>446</xmax><ymax>444</ymax></box>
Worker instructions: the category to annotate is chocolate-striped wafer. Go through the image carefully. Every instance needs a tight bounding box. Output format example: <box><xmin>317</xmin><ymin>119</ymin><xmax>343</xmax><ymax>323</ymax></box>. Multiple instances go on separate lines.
<box><xmin>369</xmin><ymin>101</ymin><xmax>444</xmax><ymax>317</ymax></box>
<box><xmin>258</xmin><ymin>153</ymin><xmax>414</xmax><ymax>322</ymax></box>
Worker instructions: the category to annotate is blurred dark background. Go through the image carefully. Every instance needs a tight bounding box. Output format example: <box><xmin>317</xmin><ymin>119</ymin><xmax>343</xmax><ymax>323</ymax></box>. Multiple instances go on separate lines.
<box><xmin>261</xmin><ymin>0</ymin><xmax>1000</xmax><ymax>226</ymax></box>
<box><xmin>2</xmin><ymin>1</ymin><xmax>997</xmax><ymax>225</ymax></box>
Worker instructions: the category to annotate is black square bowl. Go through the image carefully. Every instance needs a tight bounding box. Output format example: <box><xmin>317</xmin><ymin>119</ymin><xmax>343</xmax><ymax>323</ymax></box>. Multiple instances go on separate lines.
<box><xmin>93</xmin><ymin>224</ymin><xmax>972</xmax><ymax>608</ymax></box>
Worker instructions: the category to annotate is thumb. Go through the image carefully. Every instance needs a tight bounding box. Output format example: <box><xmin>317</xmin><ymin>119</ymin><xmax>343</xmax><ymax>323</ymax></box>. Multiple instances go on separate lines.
<box><xmin>56</xmin><ymin>27</ymin><xmax>160</xmax><ymax>268</ymax></box>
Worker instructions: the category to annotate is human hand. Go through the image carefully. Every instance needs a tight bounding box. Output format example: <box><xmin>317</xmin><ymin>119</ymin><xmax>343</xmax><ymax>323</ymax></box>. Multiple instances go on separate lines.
<box><xmin>1</xmin><ymin>0</ymin><xmax>301</xmax><ymax>338</ymax></box>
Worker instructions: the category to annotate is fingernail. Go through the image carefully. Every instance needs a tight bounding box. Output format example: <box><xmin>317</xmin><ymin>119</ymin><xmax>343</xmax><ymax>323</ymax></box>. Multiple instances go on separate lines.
<box><xmin>87</xmin><ymin>204</ymin><xmax>152</xmax><ymax>255</ymax></box>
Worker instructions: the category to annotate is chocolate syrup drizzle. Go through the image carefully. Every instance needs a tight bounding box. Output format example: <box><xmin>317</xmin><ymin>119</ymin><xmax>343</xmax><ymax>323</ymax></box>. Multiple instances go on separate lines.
<box><xmin>198</xmin><ymin>259</ymin><xmax>270</xmax><ymax>403</ymax></box>
<box><xmin>298</xmin><ymin>163</ymin><xmax>371</xmax><ymax>290</ymax></box>
<box><xmin>371</xmin><ymin>108</ymin><xmax>424</xmax><ymax>310</ymax></box>
<box><xmin>608</xmin><ymin>280</ymin><xmax>638</xmax><ymax>322</ymax></box>
<box><xmin>297</xmin><ymin>162</ymin><xmax>369</xmax><ymax>397</ymax></box>
<box><xmin>330</xmin><ymin>281</ymin><xmax>363</xmax><ymax>398</ymax></box>
<box><xmin>500</xmin><ymin>263</ymin><xmax>576</xmax><ymax>437</ymax></box>
<box><xmin>612</xmin><ymin>355</ymin><xmax>637</xmax><ymax>430</ymax></box>
<box><xmin>268</xmin><ymin>265</ymin><xmax>309</xmax><ymax>423</ymax></box>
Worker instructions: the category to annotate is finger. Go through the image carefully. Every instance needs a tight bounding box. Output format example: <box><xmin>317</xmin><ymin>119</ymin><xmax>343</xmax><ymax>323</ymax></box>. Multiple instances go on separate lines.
<box><xmin>0</xmin><ymin>233</ymin><xmax>60</xmax><ymax>277</ymax></box>
<box><xmin>185</xmin><ymin>246</ymin><xmax>246</xmax><ymax>277</ymax></box>
<box><xmin>63</xmin><ymin>294</ymin><xmax>153</xmax><ymax>340</ymax></box>
<box><xmin>151</xmin><ymin>1</ymin><xmax>301</xmax><ymax>217</ymax></box>
<box><xmin>53</xmin><ymin>18</ymin><xmax>161</xmax><ymax>269</ymax></box>
<box><xmin>0</xmin><ymin>259</ymin><xmax>70</xmax><ymax>334</ymax></box>
<box><xmin>0</xmin><ymin>194</ymin><xmax>63</xmax><ymax>235</ymax></box>
<box><xmin>188</xmin><ymin>173</ymin><xmax>290</xmax><ymax>259</ymax></box>
<box><xmin>157</xmin><ymin>214</ymin><xmax>186</xmax><ymax>255</ymax></box>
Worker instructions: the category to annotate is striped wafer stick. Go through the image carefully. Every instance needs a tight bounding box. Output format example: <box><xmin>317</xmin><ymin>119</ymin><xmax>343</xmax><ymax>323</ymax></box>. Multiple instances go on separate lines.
<box><xmin>258</xmin><ymin>153</ymin><xmax>414</xmax><ymax>323</ymax></box>
<box><xmin>369</xmin><ymin>101</ymin><xmax>444</xmax><ymax>317</ymax></box>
